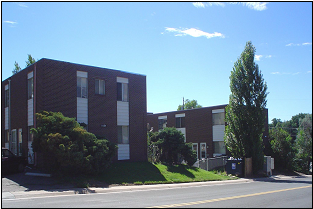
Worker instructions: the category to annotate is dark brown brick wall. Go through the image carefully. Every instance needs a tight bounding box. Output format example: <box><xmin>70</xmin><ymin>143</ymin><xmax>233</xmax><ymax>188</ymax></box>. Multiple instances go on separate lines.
<box><xmin>147</xmin><ymin>105</ymin><xmax>226</xmax><ymax>158</ymax></box>
<box><xmin>2</xmin><ymin>58</ymin><xmax>147</xmax><ymax>163</ymax></box>
<box><xmin>147</xmin><ymin>104</ymin><xmax>269</xmax><ymax>159</ymax></box>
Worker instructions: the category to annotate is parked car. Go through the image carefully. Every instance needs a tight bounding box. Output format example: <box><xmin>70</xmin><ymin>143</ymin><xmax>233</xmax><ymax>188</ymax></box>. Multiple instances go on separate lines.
<box><xmin>2</xmin><ymin>147</ymin><xmax>28</xmax><ymax>174</ymax></box>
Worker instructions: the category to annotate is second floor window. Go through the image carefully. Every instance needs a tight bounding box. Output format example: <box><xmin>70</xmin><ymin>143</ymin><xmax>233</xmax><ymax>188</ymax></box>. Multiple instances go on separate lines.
<box><xmin>117</xmin><ymin>82</ymin><xmax>128</xmax><ymax>102</ymax></box>
<box><xmin>95</xmin><ymin>79</ymin><xmax>105</xmax><ymax>95</ymax></box>
<box><xmin>5</xmin><ymin>89</ymin><xmax>9</xmax><ymax>107</ymax></box>
<box><xmin>77</xmin><ymin>77</ymin><xmax>87</xmax><ymax>98</ymax></box>
<box><xmin>28</xmin><ymin>77</ymin><xmax>33</xmax><ymax>99</ymax></box>
<box><xmin>213</xmin><ymin>112</ymin><xmax>225</xmax><ymax>125</ymax></box>
<box><xmin>158</xmin><ymin>119</ymin><xmax>167</xmax><ymax>130</ymax></box>
<box><xmin>176</xmin><ymin>117</ymin><xmax>185</xmax><ymax>128</ymax></box>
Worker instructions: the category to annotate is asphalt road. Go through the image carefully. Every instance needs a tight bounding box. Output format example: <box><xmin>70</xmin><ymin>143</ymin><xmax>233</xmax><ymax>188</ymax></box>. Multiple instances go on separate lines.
<box><xmin>2</xmin><ymin>174</ymin><xmax>312</xmax><ymax>208</ymax></box>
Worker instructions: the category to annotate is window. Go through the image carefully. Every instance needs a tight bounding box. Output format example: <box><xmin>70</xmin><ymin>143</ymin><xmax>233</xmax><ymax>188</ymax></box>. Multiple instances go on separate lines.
<box><xmin>176</xmin><ymin>117</ymin><xmax>185</xmax><ymax>128</ymax></box>
<box><xmin>95</xmin><ymin>79</ymin><xmax>105</xmax><ymax>95</ymax></box>
<box><xmin>192</xmin><ymin>143</ymin><xmax>198</xmax><ymax>159</ymax></box>
<box><xmin>118</xmin><ymin>126</ymin><xmax>129</xmax><ymax>144</ymax></box>
<box><xmin>28</xmin><ymin>126</ymin><xmax>34</xmax><ymax>142</ymax></box>
<box><xmin>5</xmin><ymin>130</ymin><xmax>9</xmax><ymax>143</ymax></box>
<box><xmin>28</xmin><ymin>77</ymin><xmax>33</xmax><ymax>99</ymax></box>
<box><xmin>77</xmin><ymin>77</ymin><xmax>87</xmax><ymax>98</ymax></box>
<box><xmin>5</xmin><ymin>89</ymin><xmax>9</xmax><ymax>107</ymax></box>
<box><xmin>200</xmin><ymin>143</ymin><xmax>206</xmax><ymax>159</ymax></box>
<box><xmin>18</xmin><ymin>129</ymin><xmax>22</xmax><ymax>156</ymax></box>
<box><xmin>213</xmin><ymin>112</ymin><xmax>225</xmax><ymax>125</ymax></box>
<box><xmin>214</xmin><ymin>141</ymin><xmax>226</xmax><ymax>154</ymax></box>
<box><xmin>117</xmin><ymin>82</ymin><xmax>128</xmax><ymax>102</ymax></box>
<box><xmin>158</xmin><ymin>116</ymin><xmax>167</xmax><ymax>130</ymax></box>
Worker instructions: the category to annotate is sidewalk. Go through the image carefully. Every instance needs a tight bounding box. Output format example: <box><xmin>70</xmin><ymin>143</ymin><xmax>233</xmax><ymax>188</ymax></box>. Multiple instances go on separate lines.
<box><xmin>3</xmin><ymin>178</ymin><xmax>253</xmax><ymax>200</ymax></box>
<box><xmin>2</xmin><ymin>169</ymin><xmax>311</xmax><ymax>200</ymax></box>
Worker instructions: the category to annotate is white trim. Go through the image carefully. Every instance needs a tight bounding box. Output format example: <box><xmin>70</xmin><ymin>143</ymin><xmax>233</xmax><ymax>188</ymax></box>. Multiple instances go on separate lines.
<box><xmin>117</xmin><ymin>101</ymin><xmax>129</xmax><ymax>126</ymax></box>
<box><xmin>213</xmin><ymin>125</ymin><xmax>225</xmax><ymax>141</ymax></box>
<box><xmin>212</xmin><ymin>109</ymin><xmax>224</xmax><ymax>113</ymax></box>
<box><xmin>117</xmin><ymin>77</ymin><xmax>129</xmax><ymax>83</ymax></box>
<box><xmin>27</xmin><ymin>71</ymin><xmax>34</xmax><ymax>79</ymax></box>
<box><xmin>175</xmin><ymin>113</ymin><xmax>185</xmax><ymax>118</ymax></box>
<box><xmin>158</xmin><ymin>115</ymin><xmax>167</xmax><ymax>120</ymax></box>
<box><xmin>118</xmin><ymin>144</ymin><xmax>130</xmax><ymax>160</ymax></box>
<box><xmin>77</xmin><ymin>71</ymin><xmax>88</xmax><ymax>78</ymax></box>
<box><xmin>28</xmin><ymin>99</ymin><xmax>34</xmax><ymax>126</ymax></box>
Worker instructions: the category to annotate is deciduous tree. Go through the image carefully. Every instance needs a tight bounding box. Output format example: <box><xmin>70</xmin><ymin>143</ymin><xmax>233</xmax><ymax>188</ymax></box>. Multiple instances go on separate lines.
<box><xmin>224</xmin><ymin>41</ymin><xmax>268</xmax><ymax>174</ymax></box>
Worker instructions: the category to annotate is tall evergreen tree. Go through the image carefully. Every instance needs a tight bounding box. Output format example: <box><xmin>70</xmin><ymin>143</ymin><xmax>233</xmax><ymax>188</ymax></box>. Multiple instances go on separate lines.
<box><xmin>224</xmin><ymin>41</ymin><xmax>269</xmax><ymax>174</ymax></box>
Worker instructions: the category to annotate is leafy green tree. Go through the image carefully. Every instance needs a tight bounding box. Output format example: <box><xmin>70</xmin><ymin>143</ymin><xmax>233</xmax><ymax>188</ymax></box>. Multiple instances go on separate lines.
<box><xmin>12</xmin><ymin>54</ymin><xmax>37</xmax><ymax>75</ymax></box>
<box><xmin>269</xmin><ymin>118</ymin><xmax>282</xmax><ymax>128</ymax></box>
<box><xmin>150</xmin><ymin>127</ymin><xmax>197</xmax><ymax>166</ymax></box>
<box><xmin>224</xmin><ymin>41</ymin><xmax>268</xmax><ymax>174</ymax></box>
<box><xmin>269</xmin><ymin>128</ymin><xmax>295</xmax><ymax>171</ymax></box>
<box><xmin>294</xmin><ymin>114</ymin><xmax>312</xmax><ymax>173</ymax></box>
<box><xmin>177</xmin><ymin>99</ymin><xmax>202</xmax><ymax>111</ymax></box>
<box><xmin>31</xmin><ymin>111</ymin><xmax>117</xmax><ymax>175</ymax></box>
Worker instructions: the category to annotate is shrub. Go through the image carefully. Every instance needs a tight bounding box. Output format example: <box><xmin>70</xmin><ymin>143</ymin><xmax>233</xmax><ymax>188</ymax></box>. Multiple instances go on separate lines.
<box><xmin>149</xmin><ymin>127</ymin><xmax>197</xmax><ymax>166</ymax></box>
<box><xmin>31</xmin><ymin>111</ymin><xmax>117</xmax><ymax>175</ymax></box>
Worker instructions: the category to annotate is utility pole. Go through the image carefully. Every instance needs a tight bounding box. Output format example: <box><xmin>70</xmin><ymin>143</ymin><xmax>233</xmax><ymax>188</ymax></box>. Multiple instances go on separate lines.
<box><xmin>182</xmin><ymin>97</ymin><xmax>185</xmax><ymax>110</ymax></box>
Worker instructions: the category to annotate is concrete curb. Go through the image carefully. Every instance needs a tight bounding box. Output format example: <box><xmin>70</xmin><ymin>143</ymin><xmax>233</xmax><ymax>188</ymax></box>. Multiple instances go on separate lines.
<box><xmin>3</xmin><ymin>175</ymin><xmax>311</xmax><ymax>200</ymax></box>
<box><xmin>3</xmin><ymin>178</ymin><xmax>252</xmax><ymax>199</ymax></box>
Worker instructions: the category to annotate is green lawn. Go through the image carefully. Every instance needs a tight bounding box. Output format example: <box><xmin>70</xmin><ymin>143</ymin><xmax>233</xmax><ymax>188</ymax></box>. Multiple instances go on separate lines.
<box><xmin>92</xmin><ymin>161</ymin><xmax>237</xmax><ymax>186</ymax></box>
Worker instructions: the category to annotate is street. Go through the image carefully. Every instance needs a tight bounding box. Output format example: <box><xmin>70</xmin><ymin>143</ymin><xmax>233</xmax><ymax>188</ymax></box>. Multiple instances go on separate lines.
<box><xmin>2</xmin><ymin>175</ymin><xmax>312</xmax><ymax>208</ymax></box>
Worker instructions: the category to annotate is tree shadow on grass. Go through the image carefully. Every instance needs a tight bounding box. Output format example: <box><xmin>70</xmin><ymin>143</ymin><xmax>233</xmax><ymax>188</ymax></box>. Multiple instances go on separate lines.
<box><xmin>165</xmin><ymin>164</ymin><xmax>197</xmax><ymax>179</ymax></box>
<box><xmin>99</xmin><ymin>161</ymin><xmax>167</xmax><ymax>185</ymax></box>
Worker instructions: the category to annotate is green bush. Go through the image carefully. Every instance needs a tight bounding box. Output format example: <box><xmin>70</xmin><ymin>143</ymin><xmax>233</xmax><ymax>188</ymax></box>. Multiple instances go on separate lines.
<box><xmin>31</xmin><ymin>111</ymin><xmax>117</xmax><ymax>175</ymax></box>
<box><xmin>149</xmin><ymin>127</ymin><xmax>197</xmax><ymax>166</ymax></box>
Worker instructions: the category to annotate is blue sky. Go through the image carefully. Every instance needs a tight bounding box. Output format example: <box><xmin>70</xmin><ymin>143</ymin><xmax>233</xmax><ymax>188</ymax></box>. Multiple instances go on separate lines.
<box><xmin>2</xmin><ymin>2</ymin><xmax>312</xmax><ymax>123</ymax></box>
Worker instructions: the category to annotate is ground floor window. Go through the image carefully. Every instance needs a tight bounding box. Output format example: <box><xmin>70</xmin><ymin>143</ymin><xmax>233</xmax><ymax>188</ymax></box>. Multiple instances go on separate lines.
<box><xmin>118</xmin><ymin>126</ymin><xmax>129</xmax><ymax>144</ymax></box>
<box><xmin>192</xmin><ymin>143</ymin><xmax>198</xmax><ymax>159</ymax></box>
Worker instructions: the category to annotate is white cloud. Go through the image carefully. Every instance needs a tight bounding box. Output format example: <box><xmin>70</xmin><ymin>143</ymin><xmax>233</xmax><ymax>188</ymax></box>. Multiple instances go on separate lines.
<box><xmin>307</xmin><ymin>71</ymin><xmax>312</xmax><ymax>74</ymax></box>
<box><xmin>286</xmin><ymin>42</ymin><xmax>312</xmax><ymax>46</ymax></box>
<box><xmin>255</xmin><ymin>54</ymin><xmax>272</xmax><ymax>61</ymax></box>
<box><xmin>271</xmin><ymin>71</ymin><xmax>302</xmax><ymax>75</ymax></box>
<box><xmin>193</xmin><ymin>2</ymin><xmax>268</xmax><ymax>11</ymax></box>
<box><xmin>241</xmin><ymin>2</ymin><xmax>268</xmax><ymax>11</ymax></box>
<box><xmin>17</xmin><ymin>2</ymin><xmax>28</xmax><ymax>8</ymax></box>
<box><xmin>3</xmin><ymin>21</ymin><xmax>18</xmax><ymax>27</ymax></box>
<box><xmin>192</xmin><ymin>2</ymin><xmax>205</xmax><ymax>8</ymax></box>
<box><xmin>255</xmin><ymin>55</ymin><xmax>263</xmax><ymax>61</ymax></box>
<box><xmin>3</xmin><ymin>21</ymin><xmax>17</xmax><ymax>24</ymax></box>
<box><xmin>164</xmin><ymin>27</ymin><xmax>224</xmax><ymax>39</ymax></box>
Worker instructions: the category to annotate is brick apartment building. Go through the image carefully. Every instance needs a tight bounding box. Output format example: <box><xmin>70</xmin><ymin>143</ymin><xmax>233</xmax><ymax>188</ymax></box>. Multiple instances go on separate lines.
<box><xmin>2</xmin><ymin>58</ymin><xmax>147</xmax><ymax>165</ymax></box>
<box><xmin>147</xmin><ymin>105</ymin><xmax>269</xmax><ymax>159</ymax></box>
